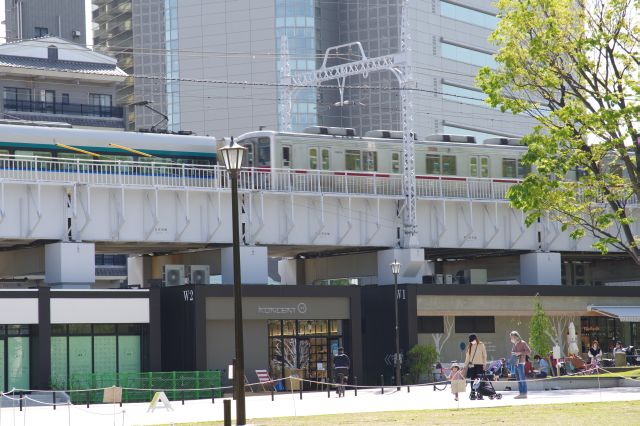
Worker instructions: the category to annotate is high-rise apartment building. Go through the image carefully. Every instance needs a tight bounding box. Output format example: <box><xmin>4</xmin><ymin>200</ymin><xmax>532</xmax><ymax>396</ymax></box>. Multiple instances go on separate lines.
<box><xmin>2</xmin><ymin>0</ymin><xmax>88</xmax><ymax>44</ymax></box>
<box><xmin>93</xmin><ymin>0</ymin><xmax>536</xmax><ymax>140</ymax></box>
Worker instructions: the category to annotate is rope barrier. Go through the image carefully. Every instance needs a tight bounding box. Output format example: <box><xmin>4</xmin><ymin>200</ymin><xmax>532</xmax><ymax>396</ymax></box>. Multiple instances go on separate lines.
<box><xmin>4</xmin><ymin>367</ymin><xmax>640</xmax><ymax>401</ymax></box>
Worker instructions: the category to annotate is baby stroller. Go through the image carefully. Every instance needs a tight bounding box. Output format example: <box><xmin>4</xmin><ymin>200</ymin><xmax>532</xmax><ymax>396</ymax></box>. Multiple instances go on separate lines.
<box><xmin>470</xmin><ymin>373</ymin><xmax>502</xmax><ymax>400</ymax></box>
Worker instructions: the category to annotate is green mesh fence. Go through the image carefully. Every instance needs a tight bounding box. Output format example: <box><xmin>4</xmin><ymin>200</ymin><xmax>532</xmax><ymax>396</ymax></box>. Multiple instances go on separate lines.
<box><xmin>52</xmin><ymin>371</ymin><xmax>222</xmax><ymax>404</ymax></box>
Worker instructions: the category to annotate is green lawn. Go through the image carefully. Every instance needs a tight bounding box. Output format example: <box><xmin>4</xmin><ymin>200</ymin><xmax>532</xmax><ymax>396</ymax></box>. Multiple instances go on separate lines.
<box><xmin>150</xmin><ymin>401</ymin><xmax>640</xmax><ymax>425</ymax></box>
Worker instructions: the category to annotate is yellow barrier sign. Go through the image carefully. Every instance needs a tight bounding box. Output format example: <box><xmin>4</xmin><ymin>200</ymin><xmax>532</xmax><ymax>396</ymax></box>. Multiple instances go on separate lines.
<box><xmin>147</xmin><ymin>391</ymin><xmax>174</xmax><ymax>412</ymax></box>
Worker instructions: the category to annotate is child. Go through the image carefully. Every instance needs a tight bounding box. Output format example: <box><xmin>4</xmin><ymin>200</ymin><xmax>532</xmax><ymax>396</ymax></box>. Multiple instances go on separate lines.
<box><xmin>448</xmin><ymin>363</ymin><xmax>466</xmax><ymax>401</ymax></box>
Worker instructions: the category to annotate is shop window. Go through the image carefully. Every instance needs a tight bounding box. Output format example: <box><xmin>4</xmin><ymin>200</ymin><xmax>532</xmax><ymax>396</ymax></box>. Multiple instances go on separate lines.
<box><xmin>7</xmin><ymin>337</ymin><xmax>29</xmax><ymax>391</ymax></box>
<box><xmin>418</xmin><ymin>316</ymin><xmax>444</xmax><ymax>333</ymax></box>
<box><xmin>455</xmin><ymin>316</ymin><xmax>495</xmax><ymax>333</ymax></box>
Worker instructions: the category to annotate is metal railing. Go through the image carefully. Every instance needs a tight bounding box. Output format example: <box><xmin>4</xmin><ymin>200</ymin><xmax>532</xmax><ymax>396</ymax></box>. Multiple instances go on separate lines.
<box><xmin>4</xmin><ymin>99</ymin><xmax>124</xmax><ymax>118</ymax></box>
<box><xmin>0</xmin><ymin>154</ymin><xmax>521</xmax><ymax>201</ymax></box>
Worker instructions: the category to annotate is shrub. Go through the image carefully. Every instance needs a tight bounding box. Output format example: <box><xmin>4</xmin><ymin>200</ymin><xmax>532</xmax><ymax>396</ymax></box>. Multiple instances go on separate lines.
<box><xmin>407</xmin><ymin>344</ymin><xmax>438</xmax><ymax>383</ymax></box>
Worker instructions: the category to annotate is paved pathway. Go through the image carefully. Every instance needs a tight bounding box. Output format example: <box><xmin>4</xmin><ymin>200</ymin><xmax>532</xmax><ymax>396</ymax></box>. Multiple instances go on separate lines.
<box><xmin>0</xmin><ymin>385</ymin><xmax>639</xmax><ymax>425</ymax></box>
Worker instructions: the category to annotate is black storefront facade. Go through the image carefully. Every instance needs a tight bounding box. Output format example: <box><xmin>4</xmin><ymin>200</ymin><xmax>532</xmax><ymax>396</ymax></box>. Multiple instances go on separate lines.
<box><xmin>160</xmin><ymin>285</ymin><xmax>363</xmax><ymax>388</ymax></box>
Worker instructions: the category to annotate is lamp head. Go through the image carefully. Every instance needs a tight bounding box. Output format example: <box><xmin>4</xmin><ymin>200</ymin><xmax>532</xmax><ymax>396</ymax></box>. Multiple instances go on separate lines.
<box><xmin>220</xmin><ymin>137</ymin><xmax>247</xmax><ymax>171</ymax></box>
<box><xmin>390</xmin><ymin>259</ymin><xmax>401</xmax><ymax>275</ymax></box>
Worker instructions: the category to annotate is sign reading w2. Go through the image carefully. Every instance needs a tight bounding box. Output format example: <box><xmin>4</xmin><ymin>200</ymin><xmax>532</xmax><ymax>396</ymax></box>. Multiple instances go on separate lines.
<box><xmin>183</xmin><ymin>289</ymin><xmax>194</xmax><ymax>302</ymax></box>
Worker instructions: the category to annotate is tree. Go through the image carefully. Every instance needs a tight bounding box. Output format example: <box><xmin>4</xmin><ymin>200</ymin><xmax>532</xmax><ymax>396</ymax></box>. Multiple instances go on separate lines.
<box><xmin>431</xmin><ymin>316</ymin><xmax>454</xmax><ymax>356</ymax></box>
<box><xmin>407</xmin><ymin>344</ymin><xmax>438</xmax><ymax>384</ymax></box>
<box><xmin>477</xmin><ymin>0</ymin><xmax>640</xmax><ymax>263</ymax></box>
<box><xmin>529</xmin><ymin>295</ymin><xmax>553</xmax><ymax>356</ymax></box>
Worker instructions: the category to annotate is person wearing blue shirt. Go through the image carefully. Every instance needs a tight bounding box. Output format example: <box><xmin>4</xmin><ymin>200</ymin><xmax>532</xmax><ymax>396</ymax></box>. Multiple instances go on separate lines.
<box><xmin>534</xmin><ymin>354</ymin><xmax>550</xmax><ymax>378</ymax></box>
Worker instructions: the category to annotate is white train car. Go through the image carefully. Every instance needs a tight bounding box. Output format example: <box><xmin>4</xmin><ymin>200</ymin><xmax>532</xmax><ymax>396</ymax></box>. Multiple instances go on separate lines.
<box><xmin>234</xmin><ymin>127</ymin><xmax>530</xmax><ymax>180</ymax></box>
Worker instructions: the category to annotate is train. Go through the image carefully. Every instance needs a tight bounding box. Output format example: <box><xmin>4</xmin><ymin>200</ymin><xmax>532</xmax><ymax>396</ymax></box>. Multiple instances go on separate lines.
<box><xmin>234</xmin><ymin>126</ymin><xmax>532</xmax><ymax>180</ymax></box>
<box><xmin>0</xmin><ymin>121</ymin><xmax>217</xmax><ymax>165</ymax></box>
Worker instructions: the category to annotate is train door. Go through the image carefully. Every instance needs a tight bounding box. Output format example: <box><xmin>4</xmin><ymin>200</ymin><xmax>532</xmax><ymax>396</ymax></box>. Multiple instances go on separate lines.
<box><xmin>308</xmin><ymin>147</ymin><xmax>331</xmax><ymax>171</ymax></box>
<box><xmin>469</xmin><ymin>155</ymin><xmax>489</xmax><ymax>178</ymax></box>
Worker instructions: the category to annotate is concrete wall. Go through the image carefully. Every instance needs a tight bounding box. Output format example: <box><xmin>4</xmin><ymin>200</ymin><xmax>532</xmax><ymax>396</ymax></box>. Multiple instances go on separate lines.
<box><xmin>206</xmin><ymin>319</ymin><xmax>268</xmax><ymax>382</ymax></box>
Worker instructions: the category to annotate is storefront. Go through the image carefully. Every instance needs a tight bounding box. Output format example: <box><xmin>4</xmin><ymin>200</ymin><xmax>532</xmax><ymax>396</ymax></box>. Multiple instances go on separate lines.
<box><xmin>267</xmin><ymin>319</ymin><xmax>344</xmax><ymax>383</ymax></box>
<box><xmin>50</xmin><ymin>323</ymin><xmax>148</xmax><ymax>389</ymax></box>
<box><xmin>160</xmin><ymin>285</ymin><xmax>363</xmax><ymax>387</ymax></box>
<box><xmin>0</xmin><ymin>325</ymin><xmax>31</xmax><ymax>392</ymax></box>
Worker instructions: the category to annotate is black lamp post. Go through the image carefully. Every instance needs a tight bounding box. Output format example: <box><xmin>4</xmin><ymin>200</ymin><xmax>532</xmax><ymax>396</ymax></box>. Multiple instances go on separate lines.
<box><xmin>390</xmin><ymin>259</ymin><xmax>401</xmax><ymax>391</ymax></box>
<box><xmin>219</xmin><ymin>137</ymin><xmax>247</xmax><ymax>425</ymax></box>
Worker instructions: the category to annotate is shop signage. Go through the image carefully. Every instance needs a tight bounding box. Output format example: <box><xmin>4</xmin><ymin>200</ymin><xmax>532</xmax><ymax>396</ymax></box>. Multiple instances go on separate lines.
<box><xmin>257</xmin><ymin>302</ymin><xmax>308</xmax><ymax>315</ymax></box>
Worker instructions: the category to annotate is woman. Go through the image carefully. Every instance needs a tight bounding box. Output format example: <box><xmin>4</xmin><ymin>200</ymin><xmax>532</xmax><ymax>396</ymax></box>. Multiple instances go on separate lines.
<box><xmin>510</xmin><ymin>330</ymin><xmax>531</xmax><ymax>399</ymax></box>
<box><xmin>588</xmin><ymin>340</ymin><xmax>603</xmax><ymax>368</ymax></box>
<box><xmin>463</xmin><ymin>334</ymin><xmax>487</xmax><ymax>400</ymax></box>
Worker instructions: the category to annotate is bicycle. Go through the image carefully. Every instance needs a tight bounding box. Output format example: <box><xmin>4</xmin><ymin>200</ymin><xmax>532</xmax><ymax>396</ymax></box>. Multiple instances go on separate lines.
<box><xmin>334</xmin><ymin>367</ymin><xmax>349</xmax><ymax>397</ymax></box>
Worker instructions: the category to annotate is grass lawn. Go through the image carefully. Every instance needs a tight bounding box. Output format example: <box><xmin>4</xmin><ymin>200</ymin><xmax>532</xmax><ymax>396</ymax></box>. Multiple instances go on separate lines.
<box><xmin>152</xmin><ymin>401</ymin><xmax>640</xmax><ymax>425</ymax></box>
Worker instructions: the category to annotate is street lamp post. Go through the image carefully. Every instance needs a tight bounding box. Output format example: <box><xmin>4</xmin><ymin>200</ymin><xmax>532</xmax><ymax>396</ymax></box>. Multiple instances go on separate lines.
<box><xmin>220</xmin><ymin>137</ymin><xmax>247</xmax><ymax>426</ymax></box>
<box><xmin>390</xmin><ymin>260</ymin><xmax>401</xmax><ymax>391</ymax></box>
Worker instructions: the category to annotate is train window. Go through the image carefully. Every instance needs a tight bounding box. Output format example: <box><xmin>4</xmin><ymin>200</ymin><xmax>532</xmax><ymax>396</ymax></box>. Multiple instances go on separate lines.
<box><xmin>282</xmin><ymin>145</ymin><xmax>291</xmax><ymax>168</ymax></box>
<box><xmin>442</xmin><ymin>155</ymin><xmax>456</xmax><ymax>175</ymax></box>
<box><xmin>15</xmin><ymin>150</ymin><xmax>52</xmax><ymax>158</ymax></box>
<box><xmin>321</xmin><ymin>149</ymin><xmax>330</xmax><ymax>170</ymax></box>
<box><xmin>470</xmin><ymin>156</ymin><xmax>489</xmax><ymax>178</ymax></box>
<box><xmin>346</xmin><ymin>150</ymin><xmax>361</xmax><ymax>171</ymax></box>
<box><xmin>518</xmin><ymin>161</ymin><xmax>531</xmax><ymax>178</ymax></box>
<box><xmin>245</xmin><ymin>144</ymin><xmax>254</xmax><ymax>167</ymax></box>
<box><xmin>481</xmin><ymin>157</ymin><xmax>489</xmax><ymax>177</ymax></box>
<box><xmin>502</xmin><ymin>158</ymin><xmax>517</xmax><ymax>177</ymax></box>
<box><xmin>257</xmin><ymin>138</ymin><xmax>271</xmax><ymax>166</ymax></box>
<box><xmin>363</xmin><ymin>151</ymin><xmax>377</xmax><ymax>171</ymax></box>
<box><xmin>470</xmin><ymin>157</ymin><xmax>478</xmax><ymax>176</ymax></box>
<box><xmin>426</xmin><ymin>154</ymin><xmax>441</xmax><ymax>174</ymax></box>
<box><xmin>391</xmin><ymin>152</ymin><xmax>400</xmax><ymax>173</ymax></box>
<box><xmin>503</xmin><ymin>158</ymin><xmax>529</xmax><ymax>178</ymax></box>
<box><xmin>309</xmin><ymin>148</ymin><xmax>318</xmax><ymax>169</ymax></box>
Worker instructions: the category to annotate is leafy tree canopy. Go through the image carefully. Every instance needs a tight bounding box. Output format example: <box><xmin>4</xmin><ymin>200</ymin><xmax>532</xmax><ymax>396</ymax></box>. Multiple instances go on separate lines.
<box><xmin>478</xmin><ymin>0</ymin><xmax>640</xmax><ymax>263</ymax></box>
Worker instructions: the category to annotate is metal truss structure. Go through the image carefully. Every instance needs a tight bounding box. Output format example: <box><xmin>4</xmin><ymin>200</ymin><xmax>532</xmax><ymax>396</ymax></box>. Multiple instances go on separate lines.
<box><xmin>279</xmin><ymin>0</ymin><xmax>417</xmax><ymax>247</ymax></box>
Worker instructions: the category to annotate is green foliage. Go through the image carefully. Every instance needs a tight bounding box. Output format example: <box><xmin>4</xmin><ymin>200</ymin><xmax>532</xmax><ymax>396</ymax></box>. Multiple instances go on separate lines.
<box><xmin>529</xmin><ymin>295</ymin><xmax>553</xmax><ymax>357</ymax></box>
<box><xmin>407</xmin><ymin>344</ymin><xmax>438</xmax><ymax>384</ymax></box>
<box><xmin>477</xmin><ymin>0</ymin><xmax>640</xmax><ymax>264</ymax></box>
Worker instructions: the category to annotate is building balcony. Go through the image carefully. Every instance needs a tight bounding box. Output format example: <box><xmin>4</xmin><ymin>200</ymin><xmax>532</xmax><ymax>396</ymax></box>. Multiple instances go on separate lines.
<box><xmin>4</xmin><ymin>100</ymin><xmax>125</xmax><ymax>128</ymax></box>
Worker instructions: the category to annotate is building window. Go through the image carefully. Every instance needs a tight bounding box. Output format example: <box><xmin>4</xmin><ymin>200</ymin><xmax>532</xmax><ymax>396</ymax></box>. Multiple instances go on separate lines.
<box><xmin>62</xmin><ymin>94</ymin><xmax>70</xmax><ymax>104</ymax></box>
<box><xmin>89</xmin><ymin>94</ymin><xmax>112</xmax><ymax>117</ymax></box>
<box><xmin>441</xmin><ymin>42</ymin><xmax>497</xmax><ymax>68</ymax></box>
<box><xmin>35</xmin><ymin>27</ymin><xmax>49</xmax><ymax>37</ymax></box>
<box><xmin>417</xmin><ymin>316</ymin><xmax>444</xmax><ymax>333</ymax></box>
<box><xmin>3</xmin><ymin>87</ymin><xmax>32</xmax><ymax>111</ymax></box>
<box><xmin>442</xmin><ymin>84</ymin><xmax>488</xmax><ymax>107</ymax></box>
<box><xmin>0</xmin><ymin>325</ymin><xmax>31</xmax><ymax>392</ymax></box>
<box><xmin>50</xmin><ymin>323</ymin><xmax>145</xmax><ymax>390</ymax></box>
<box><xmin>455</xmin><ymin>316</ymin><xmax>495</xmax><ymax>333</ymax></box>
<box><xmin>440</xmin><ymin>1</ymin><xmax>499</xmax><ymax>29</ymax></box>
<box><xmin>47</xmin><ymin>45</ymin><xmax>58</xmax><ymax>61</ymax></box>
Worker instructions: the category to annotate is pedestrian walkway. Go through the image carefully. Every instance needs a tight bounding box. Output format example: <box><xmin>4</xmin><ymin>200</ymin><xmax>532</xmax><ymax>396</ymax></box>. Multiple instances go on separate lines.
<box><xmin>1</xmin><ymin>384</ymin><xmax>639</xmax><ymax>425</ymax></box>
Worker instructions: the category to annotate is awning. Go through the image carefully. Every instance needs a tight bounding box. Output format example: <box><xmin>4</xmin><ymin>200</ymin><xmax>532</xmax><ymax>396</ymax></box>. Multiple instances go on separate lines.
<box><xmin>588</xmin><ymin>305</ymin><xmax>640</xmax><ymax>322</ymax></box>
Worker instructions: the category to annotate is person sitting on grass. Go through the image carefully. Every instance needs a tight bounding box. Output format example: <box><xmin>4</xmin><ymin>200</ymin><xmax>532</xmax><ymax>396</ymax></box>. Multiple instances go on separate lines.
<box><xmin>448</xmin><ymin>363</ymin><xmax>466</xmax><ymax>402</ymax></box>
<box><xmin>533</xmin><ymin>355</ymin><xmax>550</xmax><ymax>378</ymax></box>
